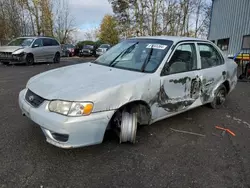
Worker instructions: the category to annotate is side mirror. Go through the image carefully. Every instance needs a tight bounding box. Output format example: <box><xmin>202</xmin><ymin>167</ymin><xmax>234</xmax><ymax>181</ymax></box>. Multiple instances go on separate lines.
<box><xmin>33</xmin><ymin>44</ymin><xmax>39</xmax><ymax>48</ymax></box>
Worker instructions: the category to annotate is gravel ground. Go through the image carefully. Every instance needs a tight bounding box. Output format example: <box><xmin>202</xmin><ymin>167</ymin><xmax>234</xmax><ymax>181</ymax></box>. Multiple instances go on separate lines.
<box><xmin>0</xmin><ymin>58</ymin><xmax>250</xmax><ymax>188</ymax></box>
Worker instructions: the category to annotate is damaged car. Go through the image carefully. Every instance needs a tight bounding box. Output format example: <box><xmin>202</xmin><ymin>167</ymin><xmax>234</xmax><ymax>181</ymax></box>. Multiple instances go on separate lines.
<box><xmin>0</xmin><ymin>36</ymin><xmax>61</xmax><ymax>65</ymax></box>
<box><xmin>18</xmin><ymin>36</ymin><xmax>238</xmax><ymax>148</ymax></box>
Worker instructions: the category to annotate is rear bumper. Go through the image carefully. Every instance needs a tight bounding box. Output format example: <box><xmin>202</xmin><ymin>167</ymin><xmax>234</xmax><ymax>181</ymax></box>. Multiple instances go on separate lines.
<box><xmin>19</xmin><ymin>89</ymin><xmax>115</xmax><ymax>149</ymax></box>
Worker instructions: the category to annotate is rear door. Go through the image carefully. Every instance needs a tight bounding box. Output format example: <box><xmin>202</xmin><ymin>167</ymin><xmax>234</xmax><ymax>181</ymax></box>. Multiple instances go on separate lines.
<box><xmin>42</xmin><ymin>38</ymin><xmax>54</xmax><ymax>61</ymax></box>
<box><xmin>197</xmin><ymin>42</ymin><xmax>226</xmax><ymax>104</ymax></box>
<box><xmin>156</xmin><ymin>42</ymin><xmax>201</xmax><ymax>120</ymax></box>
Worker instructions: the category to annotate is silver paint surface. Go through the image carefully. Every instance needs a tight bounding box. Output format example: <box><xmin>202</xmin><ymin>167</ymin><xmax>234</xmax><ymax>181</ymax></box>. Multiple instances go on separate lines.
<box><xmin>19</xmin><ymin>37</ymin><xmax>238</xmax><ymax>148</ymax></box>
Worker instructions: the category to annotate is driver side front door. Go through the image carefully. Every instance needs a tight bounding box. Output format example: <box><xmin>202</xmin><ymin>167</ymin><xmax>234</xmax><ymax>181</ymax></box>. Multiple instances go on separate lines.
<box><xmin>32</xmin><ymin>38</ymin><xmax>45</xmax><ymax>62</ymax></box>
<box><xmin>156</xmin><ymin>42</ymin><xmax>202</xmax><ymax>120</ymax></box>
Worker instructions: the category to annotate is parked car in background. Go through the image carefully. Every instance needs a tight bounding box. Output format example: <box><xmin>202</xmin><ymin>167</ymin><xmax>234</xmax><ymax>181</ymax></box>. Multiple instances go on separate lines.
<box><xmin>0</xmin><ymin>36</ymin><xmax>61</xmax><ymax>65</ymax></box>
<box><xmin>79</xmin><ymin>45</ymin><xmax>96</xmax><ymax>57</ymax></box>
<box><xmin>96</xmin><ymin>44</ymin><xmax>111</xmax><ymax>57</ymax></box>
<box><xmin>61</xmin><ymin>44</ymin><xmax>75</xmax><ymax>57</ymax></box>
<box><xmin>19</xmin><ymin>36</ymin><xmax>237</xmax><ymax>148</ymax></box>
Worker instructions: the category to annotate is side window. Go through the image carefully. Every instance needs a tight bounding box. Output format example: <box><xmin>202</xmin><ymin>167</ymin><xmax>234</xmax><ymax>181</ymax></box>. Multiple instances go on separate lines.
<box><xmin>163</xmin><ymin>43</ymin><xmax>197</xmax><ymax>75</ymax></box>
<box><xmin>43</xmin><ymin>38</ymin><xmax>52</xmax><ymax>46</ymax></box>
<box><xmin>32</xmin><ymin>39</ymin><xmax>43</xmax><ymax>47</ymax></box>
<box><xmin>198</xmin><ymin>43</ymin><xmax>224</xmax><ymax>69</ymax></box>
<box><xmin>52</xmin><ymin>39</ymin><xmax>59</xmax><ymax>46</ymax></box>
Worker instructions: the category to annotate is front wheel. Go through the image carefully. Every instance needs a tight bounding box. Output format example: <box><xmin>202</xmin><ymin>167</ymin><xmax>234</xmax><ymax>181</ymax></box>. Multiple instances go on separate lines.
<box><xmin>26</xmin><ymin>54</ymin><xmax>34</xmax><ymax>65</ymax></box>
<box><xmin>53</xmin><ymin>53</ymin><xmax>60</xmax><ymax>63</ymax></box>
<box><xmin>113</xmin><ymin>109</ymin><xmax>138</xmax><ymax>144</ymax></box>
<box><xmin>210</xmin><ymin>84</ymin><xmax>227</xmax><ymax>109</ymax></box>
<box><xmin>2</xmin><ymin>61</ymin><xmax>10</xmax><ymax>65</ymax></box>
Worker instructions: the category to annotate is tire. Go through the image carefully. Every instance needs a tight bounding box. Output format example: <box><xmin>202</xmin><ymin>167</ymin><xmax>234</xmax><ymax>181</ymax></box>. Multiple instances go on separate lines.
<box><xmin>26</xmin><ymin>54</ymin><xmax>34</xmax><ymax>66</ymax></box>
<box><xmin>53</xmin><ymin>52</ymin><xmax>60</xmax><ymax>63</ymax></box>
<box><xmin>113</xmin><ymin>108</ymin><xmax>138</xmax><ymax>144</ymax></box>
<box><xmin>2</xmin><ymin>62</ymin><xmax>9</xmax><ymax>65</ymax></box>
<box><xmin>210</xmin><ymin>84</ymin><xmax>227</xmax><ymax>109</ymax></box>
<box><xmin>66</xmin><ymin>51</ymin><xmax>70</xmax><ymax>57</ymax></box>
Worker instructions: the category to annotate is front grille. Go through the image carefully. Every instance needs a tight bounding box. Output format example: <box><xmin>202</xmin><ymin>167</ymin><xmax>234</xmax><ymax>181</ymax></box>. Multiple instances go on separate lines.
<box><xmin>25</xmin><ymin>89</ymin><xmax>45</xmax><ymax>108</ymax></box>
<box><xmin>51</xmin><ymin>133</ymin><xmax>69</xmax><ymax>142</ymax></box>
<box><xmin>0</xmin><ymin>52</ymin><xmax>12</xmax><ymax>59</ymax></box>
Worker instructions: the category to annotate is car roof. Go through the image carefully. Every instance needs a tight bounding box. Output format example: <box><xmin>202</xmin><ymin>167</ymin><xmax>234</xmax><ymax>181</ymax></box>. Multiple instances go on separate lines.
<box><xmin>132</xmin><ymin>36</ymin><xmax>210</xmax><ymax>43</ymax></box>
<box><xmin>17</xmin><ymin>36</ymin><xmax>57</xmax><ymax>40</ymax></box>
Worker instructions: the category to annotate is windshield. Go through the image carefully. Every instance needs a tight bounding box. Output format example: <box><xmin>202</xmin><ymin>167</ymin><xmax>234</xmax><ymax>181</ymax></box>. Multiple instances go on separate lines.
<box><xmin>8</xmin><ymin>38</ymin><xmax>34</xmax><ymax>46</ymax></box>
<box><xmin>66</xmin><ymin>44</ymin><xmax>74</xmax><ymax>48</ymax></box>
<box><xmin>100</xmin><ymin>44</ymin><xmax>109</xmax><ymax>48</ymax></box>
<box><xmin>94</xmin><ymin>39</ymin><xmax>173</xmax><ymax>72</ymax></box>
<box><xmin>83</xmin><ymin>45</ymin><xmax>93</xmax><ymax>49</ymax></box>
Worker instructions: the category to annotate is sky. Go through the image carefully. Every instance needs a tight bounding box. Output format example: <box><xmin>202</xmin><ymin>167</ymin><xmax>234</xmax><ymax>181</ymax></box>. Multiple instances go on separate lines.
<box><xmin>68</xmin><ymin>0</ymin><xmax>113</xmax><ymax>41</ymax></box>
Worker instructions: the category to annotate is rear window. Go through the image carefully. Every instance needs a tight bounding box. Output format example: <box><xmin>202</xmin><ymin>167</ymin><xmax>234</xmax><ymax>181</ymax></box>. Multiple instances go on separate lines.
<box><xmin>67</xmin><ymin>44</ymin><xmax>74</xmax><ymax>48</ymax></box>
<box><xmin>52</xmin><ymin>39</ymin><xmax>59</xmax><ymax>46</ymax></box>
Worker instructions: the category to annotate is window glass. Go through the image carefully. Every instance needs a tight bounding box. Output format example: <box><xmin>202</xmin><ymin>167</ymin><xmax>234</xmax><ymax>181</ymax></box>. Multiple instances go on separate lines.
<box><xmin>51</xmin><ymin>39</ymin><xmax>59</xmax><ymax>46</ymax></box>
<box><xmin>42</xmin><ymin>38</ymin><xmax>52</xmax><ymax>46</ymax></box>
<box><xmin>198</xmin><ymin>43</ymin><xmax>224</xmax><ymax>69</ymax></box>
<box><xmin>32</xmin><ymin>38</ymin><xmax>43</xmax><ymax>47</ymax></box>
<box><xmin>163</xmin><ymin>43</ymin><xmax>197</xmax><ymax>75</ymax></box>
<box><xmin>94</xmin><ymin>39</ymin><xmax>173</xmax><ymax>73</ymax></box>
<box><xmin>8</xmin><ymin>38</ymin><xmax>34</xmax><ymax>46</ymax></box>
<box><xmin>242</xmin><ymin>35</ymin><xmax>250</xmax><ymax>49</ymax></box>
<box><xmin>217</xmin><ymin>38</ymin><xmax>229</xmax><ymax>51</ymax></box>
<box><xmin>100</xmin><ymin>44</ymin><xmax>110</xmax><ymax>48</ymax></box>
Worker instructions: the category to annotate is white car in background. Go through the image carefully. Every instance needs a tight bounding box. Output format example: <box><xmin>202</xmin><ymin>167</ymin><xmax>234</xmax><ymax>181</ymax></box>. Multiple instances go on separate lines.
<box><xmin>95</xmin><ymin>44</ymin><xmax>111</xmax><ymax>57</ymax></box>
<box><xmin>19</xmin><ymin>36</ymin><xmax>237</xmax><ymax>149</ymax></box>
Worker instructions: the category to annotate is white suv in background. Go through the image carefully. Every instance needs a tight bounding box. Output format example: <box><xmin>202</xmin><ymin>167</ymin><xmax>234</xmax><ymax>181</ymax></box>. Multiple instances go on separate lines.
<box><xmin>0</xmin><ymin>36</ymin><xmax>61</xmax><ymax>65</ymax></box>
<box><xmin>96</xmin><ymin>44</ymin><xmax>111</xmax><ymax>57</ymax></box>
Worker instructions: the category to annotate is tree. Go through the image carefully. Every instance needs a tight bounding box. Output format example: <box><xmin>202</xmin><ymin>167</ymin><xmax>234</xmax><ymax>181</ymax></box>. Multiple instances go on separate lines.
<box><xmin>109</xmin><ymin>0</ymin><xmax>212</xmax><ymax>38</ymax></box>
<box><xmin>99</xmin><ymin>15</ymin><xmax>119</xmax><ymax>45</ymax></box>
<box><xmin>40</xmin><ymin>0</ymin><xmax>53</xmax><ymax>36</ymax></box>
<box><xmin>54</xmin><ymin>0</ymin><xmax>75</xmax><ymax>44</ymax></box>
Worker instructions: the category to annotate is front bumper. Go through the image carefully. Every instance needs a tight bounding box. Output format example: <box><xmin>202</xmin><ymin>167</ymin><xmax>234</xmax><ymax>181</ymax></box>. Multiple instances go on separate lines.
<box><xmin>0</xmin><ymin>54</ymin><xmax>26</xmax><ymax>63</ymax></box>
<box><xmin>19</xmin><ymin>89</ymin><xmax>115</xmax><ymax>149</ymax></box>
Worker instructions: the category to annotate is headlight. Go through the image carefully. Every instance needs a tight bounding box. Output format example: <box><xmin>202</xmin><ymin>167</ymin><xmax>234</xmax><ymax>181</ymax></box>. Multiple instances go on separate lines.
<box><xmin>12</xmin><ymin>49</ymin><xmax>24</xmax><ymax>55</ymax></box>
<box><xmin>49</xmin><ymin>100</ymin><xmax>94</xmax><ymax>116</ymax></box>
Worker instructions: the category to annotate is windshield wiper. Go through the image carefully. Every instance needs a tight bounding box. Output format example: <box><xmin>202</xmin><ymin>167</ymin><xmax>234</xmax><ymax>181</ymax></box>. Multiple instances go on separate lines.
<box><xmin>109</xmin><ymin>42</ymin><xmax>138</xmax><ymax>67</ymax></box>
<box><xmin>141</xmin><ymin>47</ymin><xmax>154</xmax><ymax>72</ymax></box>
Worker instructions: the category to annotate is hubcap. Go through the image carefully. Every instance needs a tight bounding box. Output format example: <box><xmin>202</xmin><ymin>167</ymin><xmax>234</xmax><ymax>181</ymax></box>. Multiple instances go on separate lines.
<box><xmin>216</xmin><ymin>89</ymin><xmax>226</xmax><ymax>105</ymax></box>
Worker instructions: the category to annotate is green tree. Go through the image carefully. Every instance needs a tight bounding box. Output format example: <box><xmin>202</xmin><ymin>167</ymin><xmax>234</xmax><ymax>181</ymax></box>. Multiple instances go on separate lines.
<box><xmin>99</xmin><ymin>15</ymin><xmax>119</xmax><ymax>45</ymax></box>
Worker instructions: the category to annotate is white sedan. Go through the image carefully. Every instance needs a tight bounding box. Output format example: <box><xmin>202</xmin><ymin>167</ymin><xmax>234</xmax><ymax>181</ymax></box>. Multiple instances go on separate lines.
<box><xmin>19</xmin><ymin>36</ymin><xmax>238</xmax><ymax>148</ymax></box>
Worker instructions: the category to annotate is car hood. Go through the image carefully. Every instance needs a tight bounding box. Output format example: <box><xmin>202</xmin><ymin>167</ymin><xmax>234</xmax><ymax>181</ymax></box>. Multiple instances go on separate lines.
<box><xmin>27</xmin><ymin>63</ymin><xmax>147</xmax><ymax>100</ymax></box>
<box><xmin>0</xmin><ymin>46</ymin><xmax>24</xmax><ymax>53</ymax></box>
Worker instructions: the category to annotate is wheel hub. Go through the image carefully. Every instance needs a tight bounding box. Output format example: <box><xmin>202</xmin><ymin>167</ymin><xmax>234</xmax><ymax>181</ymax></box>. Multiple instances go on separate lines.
<box><xmin>119</xmin><ymin>111</ymin><xmax>137</xmax><ymax>144</ymax></box>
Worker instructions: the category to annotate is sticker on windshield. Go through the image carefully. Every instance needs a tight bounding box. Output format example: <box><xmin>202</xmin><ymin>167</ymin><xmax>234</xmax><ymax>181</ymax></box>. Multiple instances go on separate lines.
<box><xmin>146</xmin><ymin>44</ymin><xmax>167</xmax><ymax>50</ymax></box>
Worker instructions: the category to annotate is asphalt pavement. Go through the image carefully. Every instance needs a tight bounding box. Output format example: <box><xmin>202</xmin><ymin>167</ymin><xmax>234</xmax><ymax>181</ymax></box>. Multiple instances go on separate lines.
<box><xmin>0</xmin><ymin>57</ymin><xmax>250</xmax><ymax>188</ymax></box>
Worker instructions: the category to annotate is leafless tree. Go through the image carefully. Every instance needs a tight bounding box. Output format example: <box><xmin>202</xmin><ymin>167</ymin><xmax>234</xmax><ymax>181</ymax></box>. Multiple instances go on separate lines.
<box><xmin>54</xmin><ymin>0</ymin><xmax>75</xmax><ymax>44</ymax></box>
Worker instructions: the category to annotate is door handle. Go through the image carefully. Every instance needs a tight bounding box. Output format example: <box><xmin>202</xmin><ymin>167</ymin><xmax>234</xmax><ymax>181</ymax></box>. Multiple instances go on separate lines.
<box><xmin>222</xmin><ymin>71</ymin><xmax>226</xmax><ymax>76</ymax></box>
